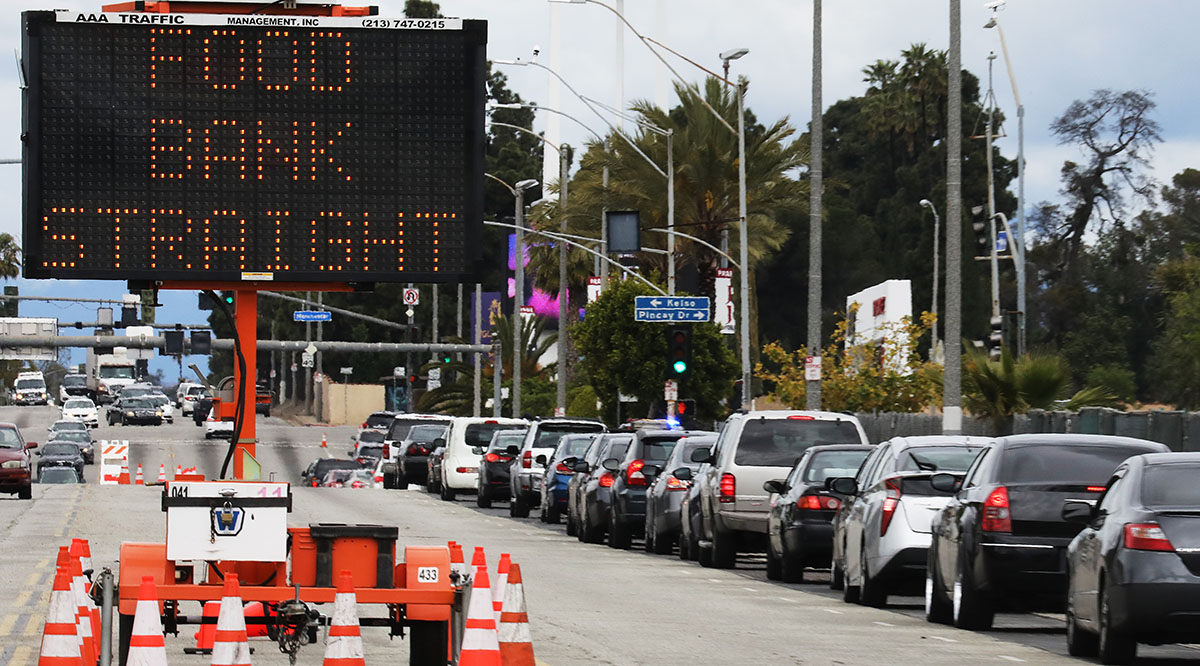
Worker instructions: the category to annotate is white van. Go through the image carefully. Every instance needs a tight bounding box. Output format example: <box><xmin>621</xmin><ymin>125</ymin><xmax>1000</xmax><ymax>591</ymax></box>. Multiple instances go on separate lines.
<box><xmin>437</xmin><ymin>416</ymin><xmax>527</xmax><ymax>501</ymax></box>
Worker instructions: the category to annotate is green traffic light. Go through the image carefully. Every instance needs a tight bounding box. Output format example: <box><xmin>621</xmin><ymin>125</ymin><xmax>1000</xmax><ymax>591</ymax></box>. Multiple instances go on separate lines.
<box><xmin>673</xmin><ymin>360</ymin><xmax>688</xmax><ymax>374</ymax></box>
<box><xmin>223</xmin><ymin>294</ymin><xmax>234</xmax><ymax>305</ymax></box>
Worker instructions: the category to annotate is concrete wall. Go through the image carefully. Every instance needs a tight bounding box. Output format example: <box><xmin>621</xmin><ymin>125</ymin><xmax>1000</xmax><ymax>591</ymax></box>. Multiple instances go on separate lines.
<box><xmin>321</xmin><ymin>383</ymin><xmax>385</xmax><ymax>426</ymax></box>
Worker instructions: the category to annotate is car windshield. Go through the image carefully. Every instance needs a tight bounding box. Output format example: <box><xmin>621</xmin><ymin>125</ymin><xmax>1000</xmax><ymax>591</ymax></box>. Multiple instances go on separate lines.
<box><xmin>0</xmin><ymin>428</ymin><xmax>23</xmax><ymax>449</ymax></box>
<box><xmin>62</xmin><ymin>376</ymin><xmax>86</xmax><ymax>387</ymax></box>
<box><xmin>326</xmin><ymin>469</ymin><xmax>355</xmax><ymax>482</ymax></box>
<box><xmin>489</xmin><ymin>432</ymin><xmax>526</xmax><ymax>451</ymax></box>
<box><xmin>16</xmin><ymin>379</ymin><xmax>44</xmax><ymax>390</ymax></box>
<box><xmin>123</xmin><ymin>399</ymin><xmax>152</xmax><ymax>409</ymax></box>
<box><xmin>43</xmin><ymin>444</ymin><xmax>79</xmax><ymax>457</ymax></box>
<box><xmin>187</xmin><ymin>386</ymin><xmax>209</xmax><ymax>396</ymax></box>
<box><xmin>1000</xmin><ymin>444</ymin><xmax>1151</xmax><ymax>485</ymax></box>
<box><xmin>39</xmin><ymin>468</ymin><xmax>78</xmax><ymax>483</ymax></box>
<box><xmin>804</xmin><ymin>450</ymin><xmax>872</xmax><ymax>483</ymax></box>
<box><xmin>640</xmin><ymin>436</ymin><xmax>682</xmax><ymax>462</ymax></box>
<box><xmin>51</xmin><ymin>421</ymin><xmax>87</xmax><ymax>432</ymax></box>
<box><xmin>734</xmin><ymin>418</ymin><xmax>864</xmax><ymax>467</ymax></box>
<box><xmin>388</xmin><ymin>418</ymin><xmax>450</xmax><ymax>441</ymax></box>
<box><xmin>466</xmin><ymin>423</ymin><xmax>518</xmax><ymax>449</ymax></box>
<box><xmin>147</xmin><ymin>395</ymin><xmax>168</xmax><ymax>405</ymax></box>
<box><xmin>1142</xmin><ymin>464</ymin><xmax>1200</xmax><ymax>508</ymax></box>
<box><xmin>99</xmin><ymin>366</ymin><xmax>135</xmax><ymax>379</ymax></box>
<box><xmin>50</xmin><ymin>431</ymin><xmax>89</xmax><ymax>443</ymax></box>
<box><xmin>409</xmin><ymin>425</ymin><xmax>447</xmax><ymax>443</ymax></box>
<box><xmin>555</xmin><ymin>436</ymin><xmax>594</xmax><ymax>460</ymax></box>
<box><xmin>120</xmin><ymin>387</ymin><xmax>152</xmax><ymax>398</ymax></box>
<box><xmin>357</xmin><ymin>430</ymin><xmax>385</xmax><ymax>444</ymax></box>
<box><xmin>899</xmin><ymin>446</ymin><xmax>982</xmax><ymax>473</ymax></box>
<box><xmin>534</xmin><ymin>423</ymin><xmax>605</xmax><ymax>450</ymax></box>
<box><xmin>65</xmin><ymin>400</ymin><xmax>93</xmax><ymax>410</ymax></box>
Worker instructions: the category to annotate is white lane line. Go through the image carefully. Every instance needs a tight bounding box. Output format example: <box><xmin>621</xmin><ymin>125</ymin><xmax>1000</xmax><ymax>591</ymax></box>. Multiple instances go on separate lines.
<box><xmin>823</xmin><ymin>608</ymin><xmax>843</xmax><ymax>615</ymax></box>
<box><xmin>929</xmin><ymin>636</ymin><xmax>957</xmax><ymax>643</ymax></box>
<box><xmin>743</xmin><ymin>587</ymin><xmax>759</xmax><ymax>592</ymax></box>
<box><xmin>677</xmin><ymin>570</ymin><xmax>691</xmax><ymax>575</ymax></box>
<box><xmin>777</xmin><ymin>597</ymin><xmax>798</xmax><ymax>603</ymax></box>
<box><xmin>997</xmin><ymin>657</ymin><xmax>1025</xmax><ymax>663</ymax></box>
<box><xmin>707</xmin><ymin>579</ymin><xmax>722</xmax><ymax>583</ymax></box>
<box><xmin>873</xmin><ymin>621</ymin><xmax>894</xmax><ymax>627</ymax></box>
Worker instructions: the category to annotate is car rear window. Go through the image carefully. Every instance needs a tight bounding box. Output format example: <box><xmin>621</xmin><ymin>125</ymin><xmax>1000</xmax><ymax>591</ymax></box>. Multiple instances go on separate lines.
<box><xmin>43</xmin><ymin>444</ymin><xmax>79</xmax><ymax>456</ymax></box>
<box><xmin>365</xmin><ymin>413</ymin><xmax>393</xmax><ymax>428</ymax></box>
<box><xmin>357</xmin><ymin>446</ymin><xmax>383</xmax><ymax>458</ymax></box>
<box><xmin>388</xmin><ymin>418</ymin><xmax>450</xmax><ymax>441</ymax></box>
<box><xmin>734</xmin><ymin>418</ymin><xmax>863</xmax><ymax>467</ymax></box>
<box><xmin>557</xmin><ymin>436</ymin><xmax>594</xmax><ymax>459</ymax></box>
<box><xmin>534</xmin><ymin>423</ymin><xmax>606</xmax><ymax>450</ymax></box>
<box><xmin>316</xmin><ymin>460</ymin><xmax>361</xmax><ymax>475</ymax></box>
<box><xmin>357</xmin><ymin>430</ymin><xmax>385</xmax><ymax>444</ymax></box>
<box><xmin>804</xmin><ymin>450</ymin><xmax>872</xmax><ymax>483</ymax></box>
<box><xmin>1000</xmin><ymin>444</ymin><xmax>1149</xmax><ymax>485</ymax></box>
<box><xmin>466</xmin><ymin>424</ymin><xmax>516</xmax><ymax>449</ymax></box>
<box><xmin>408</xmin><ymin>425</ymin><xmax>447</xmax><ymax>443</ymax></box>
<box><xmin>489</xmin><ymin>433</ymin><xmax>526</xmax><ymax>452</ymax></box>
<box><xmin>601</xmin><ymin>440</ymin><xmax>631</xmax><ymax>462</ymax></box>
<box><xmin>1142</xmin><ymin>464</ymin><xmax>1200</xmax><ymax>508</ymax></box>
<box><xmin>898</xmin><ymin>446</ymin><xmax>982</xmax><ymax>473</ymax></box>
<box><xmin>640</xmin><ymin>436</ymin><xmax>681</xmax><ymax>462</ymax></box>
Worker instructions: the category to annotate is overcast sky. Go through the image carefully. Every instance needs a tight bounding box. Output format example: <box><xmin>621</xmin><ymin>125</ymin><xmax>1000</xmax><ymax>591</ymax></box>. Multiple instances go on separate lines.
<box><xmin>0</xmin><ymin>0</ymin><xmax>1194</xmax><ymax>381</ymax></box>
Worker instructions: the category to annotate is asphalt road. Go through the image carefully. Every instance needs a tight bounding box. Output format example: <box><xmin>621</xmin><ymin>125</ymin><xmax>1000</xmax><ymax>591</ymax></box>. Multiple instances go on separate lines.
<box><xmin>0</xmin><ymin>405</ymin><xmax>1196</xmax><ymax>666</ymax></box>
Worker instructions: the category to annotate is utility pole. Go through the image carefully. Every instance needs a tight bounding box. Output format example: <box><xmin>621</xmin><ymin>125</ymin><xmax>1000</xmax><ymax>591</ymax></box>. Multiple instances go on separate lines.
<box><xmin>557</xmin><ymin>142</ymin><xmax>570</xmax><ymax>416</ymax></box>
<box><xmin>315</xmin><ymin>291</ymin><xmax>323</xmax><ymax>419</ymax></box>
<box><xmin>432</xmin><ymin>283</ymin><xmax>439</xmax><ymax>362</ymax></box>
<box><xmin>944</xmin><ymin>0</ymin><xmax>963</xmax><ymax>435</ymax></box>
<box><xmin>806</xmin><ymin>0</ymin><xmax>823</xmax><ymax>411</ymax></box>
<box><xmin>304</xmin><ymin>290</ymin><xmax>312</xmax><ymax>415</ymax></box>
<box><xmin>513</xmin><ymin>190</ymin><xmax>525</xmax><ymax>417</ymax></box>
<box><xmin>406</xmin><ymin>282</ymin><xmax>414</xmax><ymax>412</ymax></box>
<box><xmin>474</xmin><ymin>283</ymin><xmax>481</xmax><ymax>417</ymax></box>
<box><xmin>985</xmin><ymin>52</ymin><xmax>1001</xmax><ymax>322</ymax></box>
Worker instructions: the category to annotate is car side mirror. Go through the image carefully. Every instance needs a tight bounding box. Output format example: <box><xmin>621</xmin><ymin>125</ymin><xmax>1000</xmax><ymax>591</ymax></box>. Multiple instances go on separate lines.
<box><xmin>672</xmin><ymin>467</ymin><xmax>693</xmax><ymax>481</ymax></box>
<box><xmin>300</xmin><ymin>470</ymin><xmax>308</xmax><ymax>478</ymax></box>
<box><xmin>601</xmin><ymin>458</ymin><xmax>619</xmax><ymax>472</ymax></box>
<box><xmin>535</xmin><ymin>455</ymin><xmax>547</xmax><ymax>466</ymax></box>
<box><xmin>506</xmin><ymin>445</ymin><xmax>520</xmax><ymax>456</ymax></box>
<box><xmin>689</xmin><ymin>447</ymin><xmax>711</xmax><ymax>464</ymax></box>
<box><xmin>643</xmin><ymin>464</ymin><xmax>661</xmax><ymax>478</ymax></box>
<box><xmin>563</xmin><ymin>457</ymin><xmax>578</xmax><ymax>468</ymax></box>
<box><xmin>347</xmin><ymin>450</ymin><xmax>356</xmax><ymax>457</ymax></box>
<box><xmin>929</xmin><ymin>473</ymin><xmax>962</xmax><ymax>493</ymax></box>
<box><xmin>573</xmin><ymin>461</ymin><xmax>590</xmax><ymax>474</ymax></box>
<box><xmin>432</xmin><ymin>438</ymin><xmax>446</xmax><ymax>449</ymax></box>
<box><xmin>472</xmin><ymin>447</ymin><xmax>485</xmax><ymax>455</ymax></box>
<box><xmin>828</xmin><ymin>477</ymin><xmax>857</xmax><ymax>496</ymax></box>
<box><xmin>1061</xmin><ymin>500</ymin><xmax>1096</xmax><ymax>524</ymax></box>
<box><xmin>763</xmin><ymin>479</ymin><xmax>787</xmax><ymax>495</ymax></box>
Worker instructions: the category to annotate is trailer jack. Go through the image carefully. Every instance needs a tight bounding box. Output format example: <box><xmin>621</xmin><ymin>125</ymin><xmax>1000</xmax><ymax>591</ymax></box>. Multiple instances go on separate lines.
<box><xmin>273</xmin><ymin>585</ymin><xmax>318</xmax><ymax>665</ymax></box>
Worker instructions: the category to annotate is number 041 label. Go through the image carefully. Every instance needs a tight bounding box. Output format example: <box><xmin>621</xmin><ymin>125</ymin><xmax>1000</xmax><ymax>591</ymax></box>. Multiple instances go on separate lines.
<box><xmin>416</xmin><ymin>566</ymin><xmax>440</xmax><ymax>583</ymax></box>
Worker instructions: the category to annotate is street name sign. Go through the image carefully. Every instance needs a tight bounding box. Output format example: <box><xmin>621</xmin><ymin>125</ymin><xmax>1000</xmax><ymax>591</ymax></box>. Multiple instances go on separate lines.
<box><xmin>634</xmin><ymin>296</ymin><xmax>711</xmax><ymax>323</ymax></box>
<box><xmin>293</xmin><ymin>311</ymin><xmax>331</xmax><ymax>322</ymax></box>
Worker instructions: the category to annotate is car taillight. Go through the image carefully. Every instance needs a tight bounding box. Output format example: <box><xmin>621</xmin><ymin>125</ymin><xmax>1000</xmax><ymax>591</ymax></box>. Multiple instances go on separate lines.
<box><xmin>351</xmin><ymin>480</ymin><xmax>365</xmax><ymax>488</ymax></box>
<box><xmin>719</xmin><ymin>473</ymin><xmax>736</xmax><ymax>503</ymax></box>
<box><xmin>311</xmin><ymin>479</ymin><xmax>319</xmax><ymax>487</ymax></box>
<box><xmin>787</xmin><ymin>414</ymin><xmax>815</xmax><ymax>420</ymax></box>
<box><xmin>1086</xmin><ymin>486</ymin><xmax>1107</xmax><ymax>492</ymax></box>
<box><xmin>356</xmin><ymin>457</ymin><xmax>367</xmax><ymax>465</ymax></box>
<box><xmin>556</xmin><ymin>462</ymin><xmax>572</xmax><ymax>474</ymax></box>
<box><xmin>626</xmin><ymin>459</ymin><xmax>647</xmax><ymax>487</ymax></box>
<box><xmin>599</xmin><ymin>472</ymin><xmax>615</xmax><ymax>488</ymax></box>
<box><xmin>382</xmin><ymin>443</ymin><xmax>390</xmax><ymax>459</ymax></box>
<box><xmin>361</xmin><ymin>422</ymin><xmax>368</xmax><ymax>430</ymax></box>
<box><xmin>522</xmin><ymin>450</ymin><xmax>532</xmax><ymax>469</ymax></box>
<box><xmin>484</xmin><ymin>452</ymin><xmax>501</xmax><ymax>463</ymax></box>
<box><xmin>456</xmin><ymin>467</ymin><xmax>478</xmax><ymax>474</ymax></box>
<box><xmin>798</xmin><ymin>494</ymin><xmax>841</xmax><ymax>511</ymax></box>
<box><xmin>665</xmin><ymin>476</ymin><xmax>688</xmax><ymax>491</ymax></box>
<box><xmin>1125</xmin><ymin>523</ymin><xmax>1175</xmax><ymax>552</ymax></box>
<box><xmin>880</xmin><ymin>478</ymin><xmax>901</xmax><ymax>535</ymax></box>
<box><xmin>981</xmin><ymin>486</ymin><xmax>1012</xmax><ymax>533</ymax></box>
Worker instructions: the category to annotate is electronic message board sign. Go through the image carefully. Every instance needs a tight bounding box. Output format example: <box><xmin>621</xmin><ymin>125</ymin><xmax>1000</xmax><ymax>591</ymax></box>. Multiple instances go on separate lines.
<box><xmin>21</xmin><ymin>11</ymin><xmax>486</xmax><ymax>284</ymax></box>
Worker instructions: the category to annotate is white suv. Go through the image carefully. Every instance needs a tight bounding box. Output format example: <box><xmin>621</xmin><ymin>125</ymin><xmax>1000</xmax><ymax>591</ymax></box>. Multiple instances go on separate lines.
<box><xmin>830</xmin><ymin>435</ymin><xmax>988</xmax><ymax>607</ymax></box>
<box><xmin>437</xmin><ymin>417</ymin><xmax>527</xmax><ymax>501</ymax></box>
<box><xmin>693</xmin><ymin>410</ymin><xmax>869</xmax><ymax>569</ymax></box>
<box><xmin>508</xmin><ymin>419</ymin><xmax>607</xmax><ymax>518</ymax></box>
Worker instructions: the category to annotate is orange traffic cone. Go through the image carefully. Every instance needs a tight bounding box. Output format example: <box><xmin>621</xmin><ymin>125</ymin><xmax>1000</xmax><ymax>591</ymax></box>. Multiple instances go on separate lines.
<box><xmin>459</xmin><ymin>564</ymin><xmax>501</xmax><ymax>666</ymax></box>
<box><xmin>323</xmin><ymin>571</ymin><xmax>364</xmax><ymax>666</ymax></box>
<box><xmin>321</xmin><ymin>433</ymin><xmax>327</xmax><ymax>448</ymax></box>
<box><xmin>118</xmin><ymin>462</ymin><xmax>131</xmax><ymax>485</ymax></box>
<box><xmin>493</xmin><ymin>554</ymin><xmax>510</xmax><ymax>625</ymax></box>
<box><xmin>70</xmin><ymin>539</ymin><xmax>100</xmax><ymax>642</ymax></box>
<box><xmin>67</xmin><ymin>558</ymin><xmax>95</xmax><ymax>665</ymax></box>
<box><xmin>449</xmin><ymin>543</ymin><xmax>465</xmax><ymax>584</ymax></box>
<box><xmin>134</xmin><ymin>464</ymin><xmax>144</xmax><ymax>486</ymax></box>
<box><xmin>211</xmin><ymin>574</ymin><xmax>251</xmax><ymax>666</ymax></box>
<box><xmin>498</xmin><ymin>563</ymin><xmax>535</xmax><ymax>666</ymax></box>
<box><xmin>127</xmin><ymin>576</ymin><xmax>167</xmax><ymax>666</ymax></box>
<box><xmin>156</xmin><ymin>464</ymin><xmax>167</xmax><ymax>483</ymax></box>
<box><xmin>471</xmin><ymin>546</ymin><xmax>486</xmax><ymax>569</ymax></box>
<box><xmin>191</xmin><ymin>601</ymin><xmax>220</xmax><ymax>653</ymax></box>
<box><xmin>38</xmin><ymin>568</ymin><xmax>81</xmax><ymax>666</ymax></box>
<box><xmin>175</xmin><ymin>465</ymin><xmax>183</xmax><ymax>479</ymax></box>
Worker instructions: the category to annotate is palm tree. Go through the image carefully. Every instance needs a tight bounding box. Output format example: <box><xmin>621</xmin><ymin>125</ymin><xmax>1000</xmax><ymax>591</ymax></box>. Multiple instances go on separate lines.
<box><xmin>0</xmin><ymin>234</ymin><xmax>21</xmax><ymax>280</ymax></box>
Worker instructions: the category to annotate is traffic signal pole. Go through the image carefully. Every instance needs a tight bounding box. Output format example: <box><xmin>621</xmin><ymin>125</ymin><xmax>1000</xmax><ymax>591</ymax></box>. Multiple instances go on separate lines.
<box><xmin>233</xmin><ymin>289</ymin><xmax>257</xmax><ymax>479</ymax></box>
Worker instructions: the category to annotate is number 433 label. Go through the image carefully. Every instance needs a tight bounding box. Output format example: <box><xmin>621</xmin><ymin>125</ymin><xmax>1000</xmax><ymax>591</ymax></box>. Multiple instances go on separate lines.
<box><xmin>416</xmin><ymin>566</ymin><xmax>440</xmax><ymax>584</ymax></box>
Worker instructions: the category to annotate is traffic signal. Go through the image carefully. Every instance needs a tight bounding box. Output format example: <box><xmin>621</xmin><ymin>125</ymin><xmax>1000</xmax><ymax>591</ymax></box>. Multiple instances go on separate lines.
<box><xmin>408</xmin><ymin>325</ymin><xmax>422</xmax><ymax>344</ymax></box>
<box><xmin>163</xmin><ymin>330</ymin><xmax>185</xmax><ymax>355</ymax></box>
<box><xmin>198</xmin><ymin>293</ymin><xmax>217</xmax><ymax>310</ymax></box>
<box><xmin>676</xmin><ymin>399</ymin><xmax>696</xmax><ymax>419</ymax></box>
<box><xmin>665</xmin><ymin>325</ymin><xmax>692</xmax><ymax>378</ymax></box>
<box><xmin>2</xmin><ymin>286</ymin><xmax>17</xmax><ymax>317</ymax></box>
<box><xmin>190</xmin><ymin>330</ymin><xmax>212</xmax><ymax>355</ymax></box>
<box><xmin>988</xmin><ymin>315</ymin><xmax>1004</xmax><ymax>361</ymax></box>
<box><xmin>220</xmin><ymin>291</ymin><xmax>235</xmax><ymax>307</ymax></box>
<box><xmin>971</xmin><ymin>205</ymin><xmax>990</xmax><ymax>257</ymax></box>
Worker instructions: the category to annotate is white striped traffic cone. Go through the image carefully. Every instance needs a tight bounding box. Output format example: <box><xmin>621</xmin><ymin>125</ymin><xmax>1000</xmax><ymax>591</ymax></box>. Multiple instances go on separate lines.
<box><xmin>118</xmin><ymin>462</ymin><xmax>131</xmax><ymax>485</ymax></box>
<box><xmin>322</xmin><ymin>571</ymin><xmax>364</xmax><ymax>666</ymax></box>
<box><xmin>134</xmin><ymin>464</ymin><xmax>144</xmax><ymax>486</ymax></box>
<box><xmin>175</xmin><ymin>465</ymin><xmax>182</xmax><ymax>479</ymax></box>
<box><xmin>498</xmin><ymin>563</ymin><xmax>535</xmax><ymax>666</ymax></box>
<box><xmin>449</xmin><ymin>543</ymin><xmax>465</xmax><ymax>584</ymax></box>
<box><xmin>156</xmin><ymin>464</ymin><xmax>167</xmax><ymax>483</ymax></box>
<box><xmin>458</xmin><ymin>564</ymin><xmax>501</xmax><ymax>666</ymax></box>
<box><xmin>210</xmin><ymin>574</ymin><xmax>251</xmax><ymax>666</ymax></box>
<box><xmin>127</xmin><ymin>576</ymin><xmax>167</xmax><ymax>666</ymax></box>
<box><xmin>38</xmin><ymin>568</ymin><xmax>81</xmax><ymax>666</ymax></box>
<box><xmin>492</xmin><ymin>554</ymin><xmax>510</xmax><ymax>626</ymax></box>
<box><xmin>67</xmin><ymin>558</ymin><xmax>95</xmax><ymax>665</ymax></box>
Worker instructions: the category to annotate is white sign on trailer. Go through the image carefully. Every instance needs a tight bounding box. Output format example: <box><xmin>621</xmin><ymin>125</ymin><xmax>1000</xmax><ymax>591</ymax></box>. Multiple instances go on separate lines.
<box><xmin>164</xmin><ymin>481</ymin><xmax>290</xmax><ymax>562</ymax></box>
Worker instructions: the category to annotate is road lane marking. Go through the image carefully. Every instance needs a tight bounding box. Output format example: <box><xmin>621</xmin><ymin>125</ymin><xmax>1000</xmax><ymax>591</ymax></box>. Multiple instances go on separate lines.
<box><xmin>930</xmin><ymin>635</ymin><xmax>957</xmax><ymax>643</ymax></box>
<box><xmin>707</xmin><ymin>579</ymin><xmax>722</xmax><ymax>583</ymax></box>
<box><xmin>22</xmin><ymin>572</ymin><xmax>38</xmax><ymax>588</ymax></box>
<box><xmin>12</xmin><ymin>591</ymin><xmax>30</xmax><ymax>607</ymax></box>
<box><xmin>8</xmin><ymin>645</ymin><xmax>31</xmax><ymax>666</ymax></box>
<box><xmin>743</xmin><ymin>587</ymin><xmax>759</xmax><ymax>592</ymax></box>
<box><xmin>777</xmin><ymin>597</ymin><xmax>797</xmax><ymax>602</ymax></box>
<box><xmin>997</xmin><ymin>657</ymin><xmax>1025</xmax><ymax>663</ymax></box>
<box><xmin>0</xmin><ymin>614</ymin><xmax>18</xmax><ymax>636</ymax></box>
<box><xmin>35</xmin><ymin>558</ymin><xmax>49</xmax><ymax>570</ymax></box>
<box><xmin>823</xmin><ymin>608</ymin><xmax>843</xmax><ymax>614</ymax></box>
<box><xmin>22</xmin><ymin>613</ymin><xmax>43</xmax><ymax>637</ymax></box>
<box><xmin>873</xmin><ymin>621</ymin><xmax>895</xmax><ymax>627</ymax></box>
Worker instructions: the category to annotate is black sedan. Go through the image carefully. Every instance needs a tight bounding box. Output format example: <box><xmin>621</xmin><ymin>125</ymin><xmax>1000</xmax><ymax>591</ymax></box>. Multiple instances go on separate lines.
<box><xmin>46</xmin><ymin>430</ymin><xmax>95</xmax><ymax>464</ymax></box>
<box><xmin>643</xmin><ymin>435</ymin><xmax>715</xmax><ymax>554</ymax></box>
<box><xmin>926</xmin><ymin>434</ymin><xmax>1168</xmax><ymax>630</ymax></box>
<box><xmin>300</xmin><ymin>458</ymin><xmax>362</xmax><ymax>488</ymax></box>
<box><xmin>765</xmin><ymin>444</ymin><xmax>873</xmax><ymax>582</ymax></box>
<box><xmin>35</xmin><ymin>442</ymin><xmax>85</xmax><ymax>480</ymax></box>
<box><xmin>397</xmin><ymin>424</ymin><xmax>449</xmax><ymax>490</ymax></box>
<box><xmin>476</xmin><ymin>429</ymin><xmax>526</xmax><ymax>508</ymax></box>
<box><xmin>576</xmin><ymin>434</ymin><xmax>632</xmax><ymax>544</ymax></box>
<box><xmin>1065</xmin><ymin>452</ymin><xmax>1200</xmax><ymax>663</ymax></box>
<box><xmin>107</xmin><ymin>398</ymin><xmax>164</xmax><ymax>426</ymax></box>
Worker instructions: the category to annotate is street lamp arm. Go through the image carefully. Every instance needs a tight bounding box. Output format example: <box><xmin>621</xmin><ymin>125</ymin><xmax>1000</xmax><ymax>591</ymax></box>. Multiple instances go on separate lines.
<box><xmin>580</xmin><ymin>96</ymin><xmax>670</xmax><ymax>136</ymax></box>
<box><xmin>991</xmin><ymin>212</ymin><xmax>1023</xmax><ymax>263</ymax></box>
<box><xmin>484</xmin><ymin>220</ymin><xmax>667</xmax><ymax>296</ymax></box>
<box><xmin>643</xmin><ymin>36</ymin><xmax>732</xmax><ymax>86</ymax></box>
<box><xmin>488</xmin><ymin>121</ymin><xmax>563</xmax><ymax>154</ymax></box>
<box><xmin>485</xmin><ymin>172</ymin><xmax>517</xmax><ymax>195</ymax></box>
<box><xmin>990</xmin><ymin>20</ymin><xmax>1022</xmax><ymax>106</ymax></box>
<box><xmin>489</xmin><ymin>102</ymin><xmax>603</xmax><ymax>142</ymax></box>
<box><xmin>645</xmin><ymin>228</ymin><xmax>740</xmax><ymax>268</ymax></box>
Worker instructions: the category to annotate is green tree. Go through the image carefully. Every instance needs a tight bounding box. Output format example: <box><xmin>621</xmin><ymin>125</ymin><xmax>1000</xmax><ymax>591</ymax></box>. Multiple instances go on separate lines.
<box><xmin>1148</xmin><ymin>256</ymin><xmax>1200</xmax><ymax>407</ymax></box>
<box><xmin>573</xmin><ymin>277</ymin><xmax>736</xmax><ymax>422</ymax></box>
<box><xmin>0</xmin><ymin>234</ymin><xmax>21</xmax><ymax>280</ymax></box>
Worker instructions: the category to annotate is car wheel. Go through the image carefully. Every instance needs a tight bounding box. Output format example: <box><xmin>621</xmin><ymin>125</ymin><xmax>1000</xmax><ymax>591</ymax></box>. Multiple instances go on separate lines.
<box><xmin>1066</xmin><ymin>584</ymin><xmax>1099</xmax><ymax>657</ymax></box>
<box><xmin>780</xmin><ymin>540</ymin><xmax>805</xmax><ymax>584</ymax></box>
<box><xmin>544</xmin><ymin>505</ymin><xmax>561</xmax><ymax>524</ymax></box>
<box><xmin>1098</xmin><ymin>578</ymin><xmax>1136</xmax><ymax>664</ymax></box>
<box><xmin>952</xmin><ymin>551</ymin><xmax>994</xmax><ymax>630</ymax></box>
<box><xmin>651</xmin><ymin>525</ymin><xmax>673</xmax><ymax>555</ymax></box>
<box><xmin>677</xmin><ymin>532</ymin><xmax>691</xmax><ymax>561</ymax></box>
<box><xmin>565</xmin><ymin>511</ymin><xmax>577</xmax><ymax>537</ymax></box>
<box><xmin>697</xmin><ymin>540</ymin><xmax>714</xmax><ymax>568</ymax></box>
<box><xmin>396</xmin><ymin>475</ymin><xmax>409</xmax><ymax>490</ymax></box>
<box><xmin>608</xmin><ymin>511</ymin><xmax>632</xmax><ymax>550</ymax></box>
<box><xmin>476</xmin><ymin>488</ymin><xmax>492</xmax><ymax>509</ymax></box>
<box><xmin>643</xmin><ymin>515</ymin><xmax>655</xmax><ymax>553</ymax></box>
<box><xmin>439</xmin><ymin>482</ymin><xmax>455</xmax><ymax>502</ymax></box>
<box><xmin>841</xmin><ymin>559</ymin><xmax>860</xmax><ymax>604</ymax></box>
<box><xmin>710</xmin><ymin>524</ymin><xmax>736</xmax><ymax>569</ymax></box>
<box><xmin>859</xmin><ymin>544</ymin><xmax>887</xmax><ymax>607</ymax></box>
<box><xmin>18</xmin><ymin>485</ymin><xmax>31</xmax><ymax>500</ymax></box>
<box><xmin>765</xmin><ymin>540</ymin><xmax>782</xmax><ymax>581</ymax></box>
<box><xmin>924</xmin><ymin>561</ymin><xmax>953</xmax><ymax>624</ymax></box>
<box><xmin>830</xmin><ymin>557</ymin><xmax>845</xmax><ymax>591</ymax></box>
<box><xmin>510</xmin><ymin>495</ymin><xmax>530</xmax><ymax>519</ymax></box>
<box><xmin>580</xmin><ymin>510</ymin><xmax>603</xmax><ymax>543</ymax></box>
<box><xmin>687</xmin><ymin>527</ymin><xmax>700</xmax><ymax>562</ymax></box>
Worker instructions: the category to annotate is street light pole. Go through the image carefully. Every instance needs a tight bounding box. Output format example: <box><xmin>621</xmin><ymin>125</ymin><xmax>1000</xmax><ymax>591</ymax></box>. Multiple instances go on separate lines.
<box><xmin>920</xmin><ymin>199</ymin><xmax>940</xmax><ymax>360</ymax></box>
<box><xmin>558</xmin><ymin>143</ymin><xmax>570</xmax><ymax>416</ymax></box>
<box><xmin>806</xmin><ymin>0</ymin><xmax>823</xmax><ymax>411</ymax></box>
<box><xmin>944</xmin><ymin>0</ymin><xmax>963</xmax><ymax>435</ymax></box>
<box><xmin>736</xmin><ymin>80</ymin><xmax>751</xmax><ymax>410</ymax></box>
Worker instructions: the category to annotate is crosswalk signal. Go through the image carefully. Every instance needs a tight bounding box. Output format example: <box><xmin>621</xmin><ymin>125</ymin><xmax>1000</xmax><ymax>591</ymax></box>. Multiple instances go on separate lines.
<box><xmin>666</xmin><ymin>325</ymin><xmax>692</xmax><ymax>379</ymax></box>
<box><xmin>677</xmin><ymin>398</ymin><xmax>696</xmax><ymax>418</ymax></box>
<box><xmin>971</xmin><ymin>205</ymin><xmax>990</xmax><ymax>257</ymax></box>
<box><xmin>988</xmin><ymin>315</ymin><xmax>1004</xmax><ymax>361</ymax></box>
